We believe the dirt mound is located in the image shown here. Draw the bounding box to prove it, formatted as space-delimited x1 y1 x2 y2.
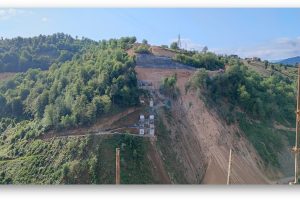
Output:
41 107 141 139
127 45 177 58
0 72 16 82
150 46 177 58
136 66 271 184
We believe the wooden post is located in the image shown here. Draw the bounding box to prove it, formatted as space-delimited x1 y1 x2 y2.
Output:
293 65 300 184
227 149 232 185
116 148 120 184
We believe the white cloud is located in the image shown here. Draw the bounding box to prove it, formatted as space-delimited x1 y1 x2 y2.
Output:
214 37 300 61
41 17 48 22
175 37 300 61
0 9 33 21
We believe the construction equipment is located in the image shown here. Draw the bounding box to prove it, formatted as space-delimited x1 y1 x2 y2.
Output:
291 65 300 184
227 149 233 185
116 148 120 184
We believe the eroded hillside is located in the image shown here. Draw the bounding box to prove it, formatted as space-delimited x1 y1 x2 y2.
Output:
136 66 270 184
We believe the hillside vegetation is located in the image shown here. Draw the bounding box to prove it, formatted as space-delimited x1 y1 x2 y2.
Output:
0 37 139 134
0 37 158 184
0 133 156 184
186 60 296 167
173 52 225 70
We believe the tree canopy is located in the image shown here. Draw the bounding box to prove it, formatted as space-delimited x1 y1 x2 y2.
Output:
0 33 99 72
173 52 225 70
188 64 296 123
0 37 139 132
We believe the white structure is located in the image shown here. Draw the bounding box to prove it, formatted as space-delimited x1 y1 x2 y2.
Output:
150 99 154 107
149 128 155 136
149 114 155 136
149 115 154 124
140 115 145 122
139 128 145 135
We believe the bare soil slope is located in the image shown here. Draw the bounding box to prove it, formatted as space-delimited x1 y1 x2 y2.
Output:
150 46 177 58
0 72 16 83
136 66 270 184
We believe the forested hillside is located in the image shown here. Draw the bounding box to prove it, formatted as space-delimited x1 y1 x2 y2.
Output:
0 37 150 184
0 36 139 133
0 33 97 72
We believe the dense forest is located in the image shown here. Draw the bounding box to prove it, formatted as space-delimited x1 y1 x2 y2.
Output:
0 33 98 72
0 36 139 134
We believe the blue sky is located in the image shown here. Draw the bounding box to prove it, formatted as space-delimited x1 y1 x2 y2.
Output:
0 8 300 60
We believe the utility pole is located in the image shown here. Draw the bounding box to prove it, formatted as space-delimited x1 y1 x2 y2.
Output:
292 65 300 184
177 34 182 49
227 149 233 185
116 148 120 184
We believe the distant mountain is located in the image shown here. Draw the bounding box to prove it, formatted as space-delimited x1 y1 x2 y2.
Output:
276 56 300 65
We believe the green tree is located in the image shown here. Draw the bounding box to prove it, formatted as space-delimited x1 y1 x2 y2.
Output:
170 42 179 50
10 97 23 116
142 39 148 45
34 91 49 119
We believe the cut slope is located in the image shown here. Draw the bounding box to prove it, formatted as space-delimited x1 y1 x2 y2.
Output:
136 66 271 184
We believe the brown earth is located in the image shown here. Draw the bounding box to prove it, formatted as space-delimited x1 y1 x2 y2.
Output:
0 72 16 82
127 45 177 58
149 46 177 58
136 66 271 184
41 107 141 139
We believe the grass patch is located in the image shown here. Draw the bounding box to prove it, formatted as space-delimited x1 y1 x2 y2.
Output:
156 117 187 184
92 134 155 184
239 116 285 168
0 125 157 184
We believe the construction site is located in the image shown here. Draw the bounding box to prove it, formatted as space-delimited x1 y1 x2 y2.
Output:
34 44 299 185
112 44 300 184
